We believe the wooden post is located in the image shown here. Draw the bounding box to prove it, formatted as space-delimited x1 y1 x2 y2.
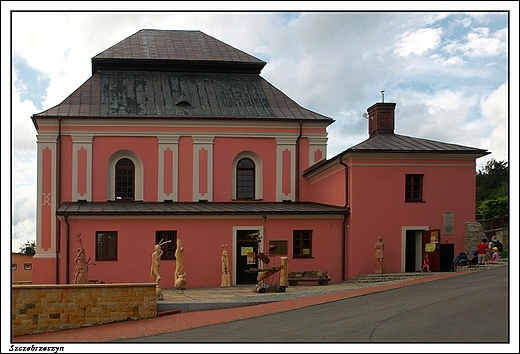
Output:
280 257 289 287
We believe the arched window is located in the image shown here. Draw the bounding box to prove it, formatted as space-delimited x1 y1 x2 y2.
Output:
236 158 255 199
115 158 135 200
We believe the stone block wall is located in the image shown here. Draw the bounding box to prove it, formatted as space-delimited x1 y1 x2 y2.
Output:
465 221 509 255
12 283 157 336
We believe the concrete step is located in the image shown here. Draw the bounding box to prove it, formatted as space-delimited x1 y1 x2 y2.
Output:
349 273 433 283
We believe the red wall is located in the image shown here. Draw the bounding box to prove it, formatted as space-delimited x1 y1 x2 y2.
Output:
60 216 345 288
345 156 477 279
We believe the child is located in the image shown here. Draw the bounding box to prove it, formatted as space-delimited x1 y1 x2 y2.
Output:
489 247 501 263
421 253 430 272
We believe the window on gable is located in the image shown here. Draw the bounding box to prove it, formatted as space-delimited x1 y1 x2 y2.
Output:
96 231 118 261
405 174 423 202
236 158 255 199
115 158 135 201
156 231 177 260
293 230 312 258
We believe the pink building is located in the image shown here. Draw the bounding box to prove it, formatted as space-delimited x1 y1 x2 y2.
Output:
30 30 489 288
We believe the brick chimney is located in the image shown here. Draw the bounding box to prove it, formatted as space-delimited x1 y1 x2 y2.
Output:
367 102 396 137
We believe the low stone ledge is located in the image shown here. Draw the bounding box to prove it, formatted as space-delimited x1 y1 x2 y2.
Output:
12 283 157 336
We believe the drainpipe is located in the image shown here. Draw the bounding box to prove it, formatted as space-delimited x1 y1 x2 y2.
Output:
65 215 70 284
339 153 349 280
339 153 349 208
295 120 303 202
56 117 62 284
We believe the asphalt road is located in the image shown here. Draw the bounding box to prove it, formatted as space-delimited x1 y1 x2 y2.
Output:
119 266 510 343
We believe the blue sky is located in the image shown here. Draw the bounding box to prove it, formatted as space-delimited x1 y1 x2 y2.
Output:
2 3 519 352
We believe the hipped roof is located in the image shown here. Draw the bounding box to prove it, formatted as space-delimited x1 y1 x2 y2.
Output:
32 29 333 124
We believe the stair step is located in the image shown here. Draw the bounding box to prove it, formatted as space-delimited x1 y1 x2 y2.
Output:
157 309 181 317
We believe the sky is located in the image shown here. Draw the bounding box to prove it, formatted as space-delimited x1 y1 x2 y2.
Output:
2 2 519 352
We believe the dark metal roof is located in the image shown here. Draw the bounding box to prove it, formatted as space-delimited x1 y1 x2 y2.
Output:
32 71 333 121
92 29 266 74
303 132 489 176
347 133 490 154
56 202 349 216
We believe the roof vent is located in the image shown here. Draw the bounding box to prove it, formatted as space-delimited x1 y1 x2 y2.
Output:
175 100 191 107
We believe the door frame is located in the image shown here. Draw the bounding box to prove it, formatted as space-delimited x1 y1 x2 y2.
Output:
232 226 263 286
401 226 429 272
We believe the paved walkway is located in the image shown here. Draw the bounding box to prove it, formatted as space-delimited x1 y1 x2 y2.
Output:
11 271 471 343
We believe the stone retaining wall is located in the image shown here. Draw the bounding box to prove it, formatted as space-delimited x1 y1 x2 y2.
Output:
12 283 157 336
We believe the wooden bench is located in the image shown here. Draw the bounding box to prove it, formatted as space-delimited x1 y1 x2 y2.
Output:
288 276 331 286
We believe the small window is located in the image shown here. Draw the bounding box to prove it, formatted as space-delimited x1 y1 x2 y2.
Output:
268 240 288 255
96 231 118 260
236 158 255 199
12 264 17 270
24 263 32 270
293 230 312 258
156 231 177 260
405 174 423 202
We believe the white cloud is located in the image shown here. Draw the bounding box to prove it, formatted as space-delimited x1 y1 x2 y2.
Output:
394 28 443 57
480 83 508 163
462 27 507 57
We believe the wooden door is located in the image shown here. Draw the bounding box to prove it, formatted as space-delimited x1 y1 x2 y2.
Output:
422 229 441 272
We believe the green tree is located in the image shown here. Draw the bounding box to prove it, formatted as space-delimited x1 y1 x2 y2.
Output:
476 159 508 218
477 196 508 219
19 240 36 255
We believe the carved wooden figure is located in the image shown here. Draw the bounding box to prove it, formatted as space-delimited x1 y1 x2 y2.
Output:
174 238 186 290
73 232 89 284
221 244 231 287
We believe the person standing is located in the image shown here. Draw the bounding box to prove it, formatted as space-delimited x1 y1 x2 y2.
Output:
421 254 430 272
477 238 488 265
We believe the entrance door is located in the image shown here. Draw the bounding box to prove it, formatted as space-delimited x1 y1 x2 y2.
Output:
405 230 417 272
422 229 441 272
235 230 259 285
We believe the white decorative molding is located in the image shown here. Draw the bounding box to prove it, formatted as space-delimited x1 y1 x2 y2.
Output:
72 135 93 201
106 150 144 201
231 151 263 200
158 135 180 201
193 135 214 201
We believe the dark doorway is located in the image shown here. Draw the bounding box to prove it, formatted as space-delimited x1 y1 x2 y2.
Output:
235 230 259 285
405 230 417 272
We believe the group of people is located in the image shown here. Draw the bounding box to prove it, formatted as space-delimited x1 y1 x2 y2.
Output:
477 235 502 264
452 235 502 267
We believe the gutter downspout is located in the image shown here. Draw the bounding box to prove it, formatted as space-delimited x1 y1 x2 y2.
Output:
295 120 303 202
56 117 62 284
339 153 349 281
65 215 70 284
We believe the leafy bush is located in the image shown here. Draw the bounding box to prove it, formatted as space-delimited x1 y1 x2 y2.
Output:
477 196 508 219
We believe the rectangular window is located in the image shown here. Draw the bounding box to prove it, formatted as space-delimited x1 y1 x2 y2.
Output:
405 174 423 202
96 231 118 260
268 240 288 255
24 263 32 270
293 230 312 258
156 231 177 260
12 264 17 270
